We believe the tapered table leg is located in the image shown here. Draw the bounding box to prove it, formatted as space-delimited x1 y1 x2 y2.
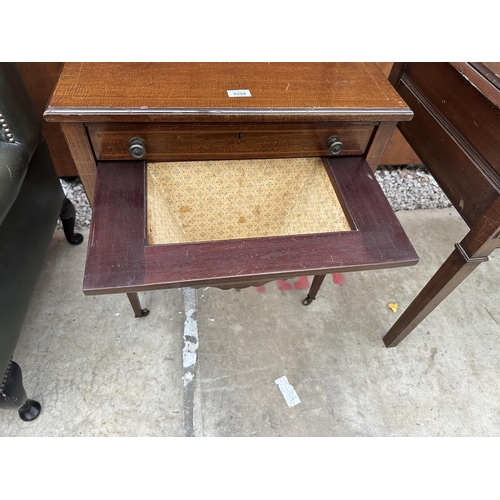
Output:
302 274 327 306
126 292 150 318
383 245 487 347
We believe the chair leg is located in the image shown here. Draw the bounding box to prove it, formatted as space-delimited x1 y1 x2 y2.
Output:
59 197 84 245
302 274 327 305
0 359 41 421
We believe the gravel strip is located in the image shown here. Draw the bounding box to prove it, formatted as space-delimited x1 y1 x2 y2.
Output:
374 164 452 211
57 164 453 231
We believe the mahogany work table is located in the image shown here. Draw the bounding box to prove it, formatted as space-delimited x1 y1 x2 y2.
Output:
45 63 418 324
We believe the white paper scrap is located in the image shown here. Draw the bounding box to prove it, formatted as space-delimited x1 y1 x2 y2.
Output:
275 376 301 407
227 89 252 97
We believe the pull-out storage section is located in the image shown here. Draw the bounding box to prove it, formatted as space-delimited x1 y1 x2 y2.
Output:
83 155 419 295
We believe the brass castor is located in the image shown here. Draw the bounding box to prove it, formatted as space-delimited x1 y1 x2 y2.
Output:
302 295 315 306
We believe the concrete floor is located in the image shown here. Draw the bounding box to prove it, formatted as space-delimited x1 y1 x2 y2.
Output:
2 207 500 437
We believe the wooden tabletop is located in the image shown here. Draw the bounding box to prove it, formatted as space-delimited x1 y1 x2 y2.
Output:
45 63 413 123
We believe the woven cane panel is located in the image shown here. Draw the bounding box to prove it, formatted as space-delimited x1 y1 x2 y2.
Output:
147 157 351 245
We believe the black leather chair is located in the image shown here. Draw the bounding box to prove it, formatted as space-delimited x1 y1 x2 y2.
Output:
0 63 83 421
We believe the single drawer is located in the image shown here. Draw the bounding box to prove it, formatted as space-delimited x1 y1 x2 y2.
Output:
87 122 376 161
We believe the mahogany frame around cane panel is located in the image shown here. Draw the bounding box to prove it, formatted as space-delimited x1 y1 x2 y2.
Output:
82 156 418 302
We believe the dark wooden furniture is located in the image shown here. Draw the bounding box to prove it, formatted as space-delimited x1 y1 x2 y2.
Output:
383 62 500 347
45 63 418 317
17 63 78 177
375 63 421 166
